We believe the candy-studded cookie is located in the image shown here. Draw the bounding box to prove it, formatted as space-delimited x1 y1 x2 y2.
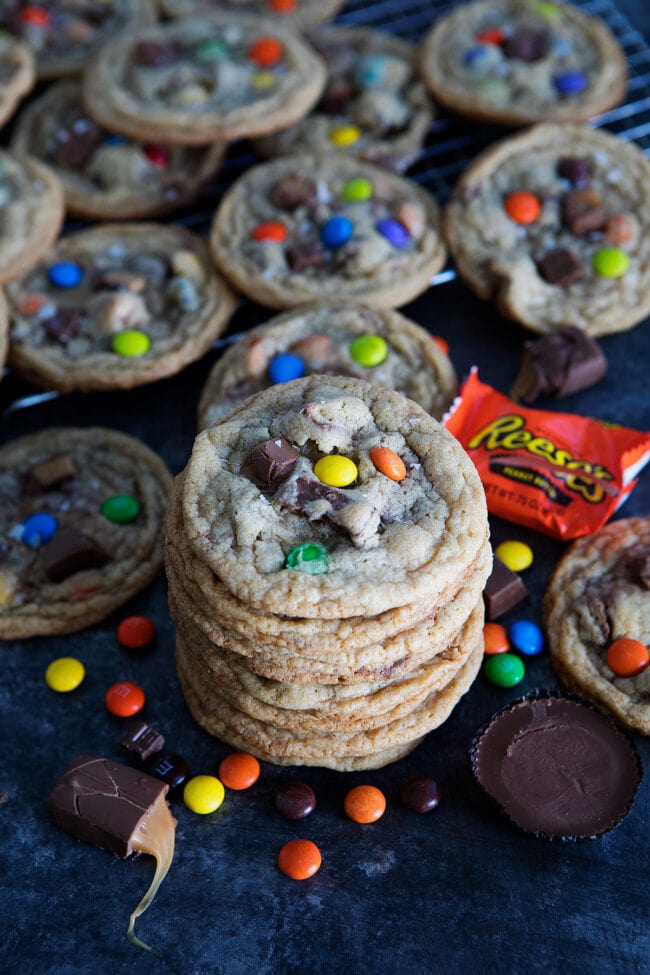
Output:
420 0 627 126
445 124 650 336
210 156 446 309
544 517 650 735
11 82 226 221
160 0 345 30
181 375 488 619
255 26 434 171
6 223 237 392
198 303 457 429
0 0 156 81
0 33 34 129
82 15 326 145
0 151 64 285
0 428 172 639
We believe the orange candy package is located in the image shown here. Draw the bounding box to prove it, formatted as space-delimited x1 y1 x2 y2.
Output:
443 368 650 540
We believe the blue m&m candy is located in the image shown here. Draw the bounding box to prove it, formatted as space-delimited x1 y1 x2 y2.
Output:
509 620 544 657
104 135 128 147
21 512 58 549
47 262 83 289
268 353 304 384
356 54 387 88
320 215 353 249
463 46 487 66
376 218 410 248
553 71 587 95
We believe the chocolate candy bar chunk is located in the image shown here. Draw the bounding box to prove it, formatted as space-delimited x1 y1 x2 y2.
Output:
47 754 172 858
536 248 583 286
484 556 528 620
511 326 607 404
23 454 77 494
42 527 108 582
119 721 166 764
245 438 299 491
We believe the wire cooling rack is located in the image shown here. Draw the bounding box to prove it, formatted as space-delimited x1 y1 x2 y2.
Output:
2 0 650 418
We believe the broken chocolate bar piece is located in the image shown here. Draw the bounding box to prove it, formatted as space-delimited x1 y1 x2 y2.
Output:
245 438 299 491
536 248 584 286
119 721 165 764
41 527 108 582
484 556 528 620
510 326 607 404
48 754 177 950
23 454 77 495
562 188 606 236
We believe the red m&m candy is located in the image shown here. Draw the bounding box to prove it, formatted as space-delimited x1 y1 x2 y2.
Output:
249 37 283 67
117 615 156 649
606 638 649 678
252 221 288 243
144 145 171 168
105 681 145 717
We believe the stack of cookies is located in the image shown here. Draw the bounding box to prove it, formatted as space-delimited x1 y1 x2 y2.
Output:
165 376 491 770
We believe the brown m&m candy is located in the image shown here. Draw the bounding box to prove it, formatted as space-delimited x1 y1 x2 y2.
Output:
399 776 440 813
275 782 316 820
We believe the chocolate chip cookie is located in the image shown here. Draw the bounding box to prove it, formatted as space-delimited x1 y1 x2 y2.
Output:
160 0 345 30
0 33 34 129
11 82 226 221
420 0 627 126
6 223 237 392
181 375 487 618
544 517 650 735
209 155 446 309
82 14 326 145
198 302 457 429
0 427 172 639
0 0 156 81
445 124 650 336
0 151 64 285
255 26 434 171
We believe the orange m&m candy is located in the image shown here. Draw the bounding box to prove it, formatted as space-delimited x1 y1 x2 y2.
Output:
370 446 406 482
249 37 283 67
483 622 510 656
278 839 322 880
268 0 296 11
504 191 542 225
476 26 505 45
105 681 145 717
606 638 649 678
344 785 386 823
432 335 449 355
117 615 156 649
219 752 260 790
252 221 288 243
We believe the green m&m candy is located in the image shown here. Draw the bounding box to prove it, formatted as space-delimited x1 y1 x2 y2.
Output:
112 330 151 358
531 1 559 19
101 494 141 524
349 334 388 367
342 178 373 202
284 542 329 575
592 247 629 278
484 653 525 688
195 38 229 61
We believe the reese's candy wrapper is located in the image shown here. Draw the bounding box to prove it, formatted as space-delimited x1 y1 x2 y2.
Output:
443 368 650 540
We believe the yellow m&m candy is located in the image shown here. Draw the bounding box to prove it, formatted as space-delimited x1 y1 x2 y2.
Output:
183 775 225 814
314 455 358 488
45 657 85 693
495 540 533 572
329 125 361 147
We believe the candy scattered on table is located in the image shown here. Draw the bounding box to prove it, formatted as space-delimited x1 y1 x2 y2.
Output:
483 622 510 656
183 775 225 814
119 720 165 764
606 637 650 678
314 455 358 488
510 327 607 404
277 839 322 880
275 782 317 820
117 615 156 649
147 754 191 791
105 681 145 718
219 753 260 791
344 785 386 824
399 776 440 813
483 557 529 620
484 653 525 688
45 656 85 693
509 620 544 657
495 540 533 572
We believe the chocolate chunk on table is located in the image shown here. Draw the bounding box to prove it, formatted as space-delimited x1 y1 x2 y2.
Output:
42 527 108 582
484 556 528 620
510 326 607 403
47 754 170 858
536 248 584 286
119 721 166 764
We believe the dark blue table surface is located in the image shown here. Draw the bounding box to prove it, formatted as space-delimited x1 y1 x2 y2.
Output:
1 3 649 974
